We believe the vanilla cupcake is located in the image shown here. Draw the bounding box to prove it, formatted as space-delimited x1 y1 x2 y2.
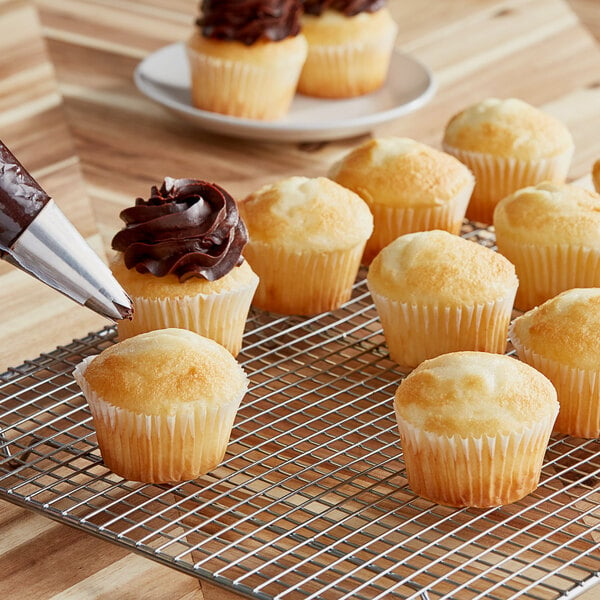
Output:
367 230 518 368
593 159 600 193
111 178 258 356
239 176 373 315
394 351 558 507
329 137 474 264
186 0 307 120
494 182 600 312
73 329 248 483
510 288 600 438
297 0 398 98
442 98 574 223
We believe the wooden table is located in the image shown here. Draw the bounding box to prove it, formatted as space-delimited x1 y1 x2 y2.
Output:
0 1 599 598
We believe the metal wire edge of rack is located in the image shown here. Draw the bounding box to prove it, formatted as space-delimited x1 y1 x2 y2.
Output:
0 223 599 600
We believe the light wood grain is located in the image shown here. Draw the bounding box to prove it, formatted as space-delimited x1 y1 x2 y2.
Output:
568 0 600 41
0 0 106 372
1 0 599 598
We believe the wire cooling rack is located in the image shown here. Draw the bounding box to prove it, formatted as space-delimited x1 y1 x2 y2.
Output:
1 224 599 600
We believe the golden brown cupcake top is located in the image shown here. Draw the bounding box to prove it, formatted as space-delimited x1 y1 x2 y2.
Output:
593 159 600 193
83 329 248 415
443 98 573 160
110 255 258 299
367 230 517 304
329 137 474 208
394 351 558 437
510 288 600 370
240 176 373 251
300 6 396 44
493 182 600 247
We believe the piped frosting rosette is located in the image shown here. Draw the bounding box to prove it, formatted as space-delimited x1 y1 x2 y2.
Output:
303 0 386 17
112 177 248 281
199 0 303 45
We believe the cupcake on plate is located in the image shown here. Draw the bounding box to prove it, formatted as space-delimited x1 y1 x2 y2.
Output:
73 328 249 483
367 230 518 368
111 177 259 356
329 137 474 264
298 0 398 98
186 0 308 120
510 288 600 439
494 182 600 312
394 351 558 507
442 98 574 223
239 176 373 315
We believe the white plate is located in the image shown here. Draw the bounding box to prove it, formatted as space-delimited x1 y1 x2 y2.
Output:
134 42 436 142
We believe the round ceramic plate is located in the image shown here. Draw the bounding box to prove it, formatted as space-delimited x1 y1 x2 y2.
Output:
134 42 436 142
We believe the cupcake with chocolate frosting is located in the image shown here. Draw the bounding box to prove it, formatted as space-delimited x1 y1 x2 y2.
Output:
186 0 308 120
298 0 398 98
110 177 259 356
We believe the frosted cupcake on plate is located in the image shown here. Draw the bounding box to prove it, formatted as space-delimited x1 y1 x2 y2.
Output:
510 288 600 439
298 0 398 98
494 182 600 311
239 176 373 315
73 329 248 483
442 98 574 223
329 137 474 264
394 351 558 507
186 0 307 120
367 230 518 368
111 177 259 356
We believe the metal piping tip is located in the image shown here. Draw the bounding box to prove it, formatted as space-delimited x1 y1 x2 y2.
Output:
8 200 133 322
84 297 133 322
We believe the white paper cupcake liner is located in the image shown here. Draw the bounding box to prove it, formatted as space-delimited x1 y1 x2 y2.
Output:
494 240 600 311
369 290 516 368
246 242 365 315
509 326 600 438
74 357 245 483
186 45 306 120
298 22 397 98
394 413 557 507
363 179 474 264
116 274 259 356
442 144 573 224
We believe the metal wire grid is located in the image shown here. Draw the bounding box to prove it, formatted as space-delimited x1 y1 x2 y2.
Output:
1 224 599 600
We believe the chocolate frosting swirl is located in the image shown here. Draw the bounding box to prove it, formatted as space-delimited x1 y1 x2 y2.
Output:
198 0 303 45
111 178 247 282
303 0 385 16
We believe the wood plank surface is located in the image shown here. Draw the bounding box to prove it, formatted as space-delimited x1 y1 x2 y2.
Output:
0 0 599 598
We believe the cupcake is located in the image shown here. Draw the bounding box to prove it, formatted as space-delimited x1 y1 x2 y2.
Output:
186 0 308 120
367 230 518 368
111 177 259 356
494 182 600 312
593 159 600 193
442 98 574 223
510 288 600 439
73 329 248 483
329 137 474 264
394 351 558 507
297 0 398 98
239 176 373 315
